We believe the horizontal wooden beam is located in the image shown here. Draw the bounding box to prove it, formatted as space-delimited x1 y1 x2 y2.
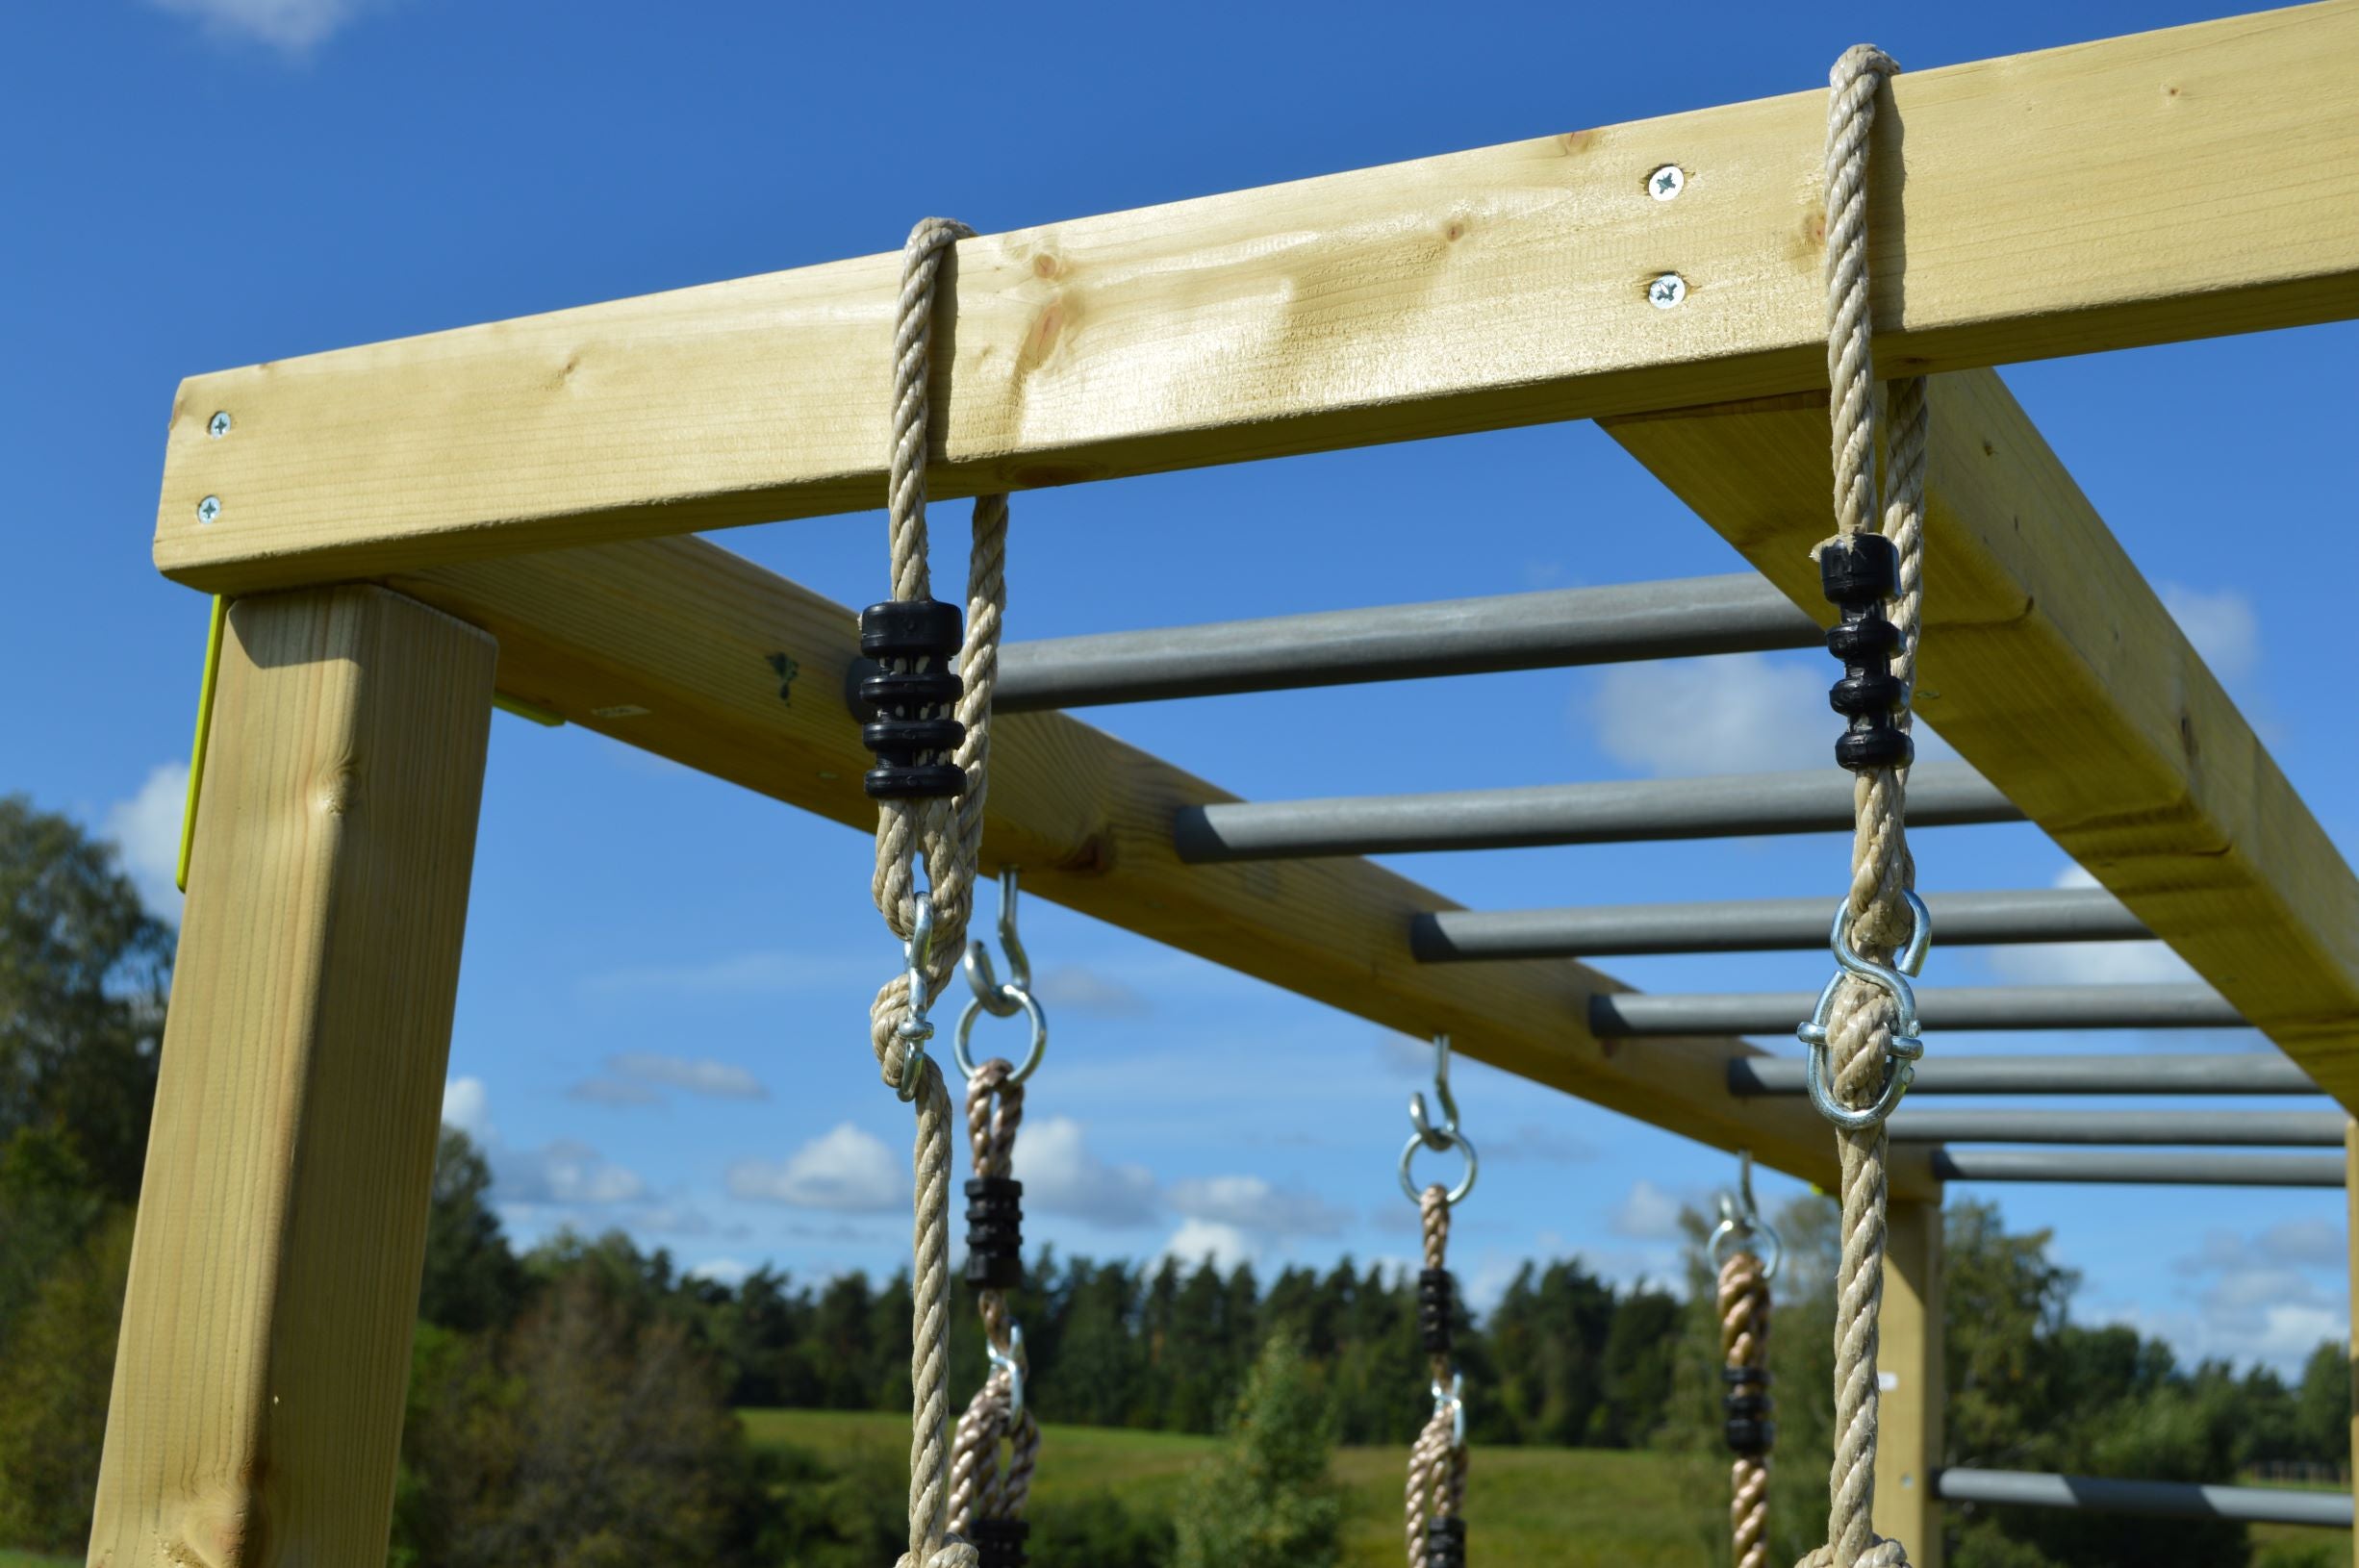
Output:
390 538 1931 1198
1603 369 2359 1109
164 1 2359 593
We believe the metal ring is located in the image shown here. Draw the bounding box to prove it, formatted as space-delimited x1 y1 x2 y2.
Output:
955 985 1049 1084
1399 1128 1479 1206
1708 1214 1786 1281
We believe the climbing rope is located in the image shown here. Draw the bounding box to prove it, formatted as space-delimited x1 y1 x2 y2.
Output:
1712 1153 1783 1568
948 870 1050 1568
1791 44 1932 1568
1401 1036 1476 1568
858 215 1010 1568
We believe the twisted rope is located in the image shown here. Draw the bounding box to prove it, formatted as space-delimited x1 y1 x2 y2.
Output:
1798 45 1927 1568
1721 1246 1773 1568
950 1060 1040 1536
1405 1187 1465 1568
869 215 1011 1568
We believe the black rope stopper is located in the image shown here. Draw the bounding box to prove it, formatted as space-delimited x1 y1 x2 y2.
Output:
964 1176 1024 1289
1819 532 1913 771
1426 1515 1467 1568
970 1518 1029 1568
856 598 967 799
1722 1364 1776 1457
1418 1268 1455 1357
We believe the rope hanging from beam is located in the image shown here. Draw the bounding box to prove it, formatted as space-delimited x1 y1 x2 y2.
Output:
1793 43 1932 1568
859 215 1013 1568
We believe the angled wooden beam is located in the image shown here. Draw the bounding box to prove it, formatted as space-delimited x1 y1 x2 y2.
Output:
161 2 2359 593
1603 369 2359 1107
387 537 1931 1198
91 588 494 1566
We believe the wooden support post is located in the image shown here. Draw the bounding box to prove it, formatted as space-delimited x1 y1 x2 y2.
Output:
1879 1198 1946 1568
2347 1118 2358 1568
89 586 495 1568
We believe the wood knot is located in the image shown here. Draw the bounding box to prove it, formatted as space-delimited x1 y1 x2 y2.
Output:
315 760 360 817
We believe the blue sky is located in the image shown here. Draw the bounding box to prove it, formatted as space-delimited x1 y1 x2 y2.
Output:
6 0 2356 1374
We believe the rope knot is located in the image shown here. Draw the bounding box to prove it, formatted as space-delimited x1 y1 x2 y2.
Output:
1796 1538 1910 1568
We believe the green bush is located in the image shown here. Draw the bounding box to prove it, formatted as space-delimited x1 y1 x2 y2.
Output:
1173 1333 1341 1568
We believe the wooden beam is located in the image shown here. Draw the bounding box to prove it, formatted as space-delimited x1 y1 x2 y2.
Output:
90 588 495 1566
160 2 2359 593
1878 1200 1947 1567
1604 369 2359 1106
2347 1117 2358 1568
387 536 1928 1198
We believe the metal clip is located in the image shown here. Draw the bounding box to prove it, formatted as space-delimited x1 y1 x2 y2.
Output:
1707 1150 1784 1280
989 1322 1028 1425
1797 890 1932 1131
1431 1371 1466 1450
1399 1034 1480 1205
955 867 1049 1084
893 887 940 1102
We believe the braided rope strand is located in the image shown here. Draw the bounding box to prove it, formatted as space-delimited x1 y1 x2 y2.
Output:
1405 1187 1465 1568
1797 46 1926 1568
950 1061 1040 1538
869 216 1012 1568
1721 1247 1772 1568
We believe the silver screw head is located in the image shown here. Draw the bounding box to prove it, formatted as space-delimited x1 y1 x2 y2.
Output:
207 411 233 439
196 494 221 524
1649 164 1685 201
1647 273 1688 309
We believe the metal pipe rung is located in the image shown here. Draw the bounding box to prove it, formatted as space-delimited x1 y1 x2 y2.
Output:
1594 984 2243 1038
1730 1052 2320 1097
1937 1467 2353 1527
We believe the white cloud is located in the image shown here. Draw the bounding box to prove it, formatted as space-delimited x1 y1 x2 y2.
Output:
1588 654 1959 777
442 1076 491 1137
2174 1219 2346 1276
104 763 190 922
689 1257 753 1286
1162 1219 1254 1272
1609 1178 1687 1242
1485 1123 1595 1165
497 1138 646 1205
587 950 851 997
1167 1175 1348 1238
728 1124 905 1212
1032 965 1150 1018
145 0 386 53
567 1078 665 1107
2161 583 2260 682
1990 863 2198 986
607 1051 768 1100
1019 1117 1159 1227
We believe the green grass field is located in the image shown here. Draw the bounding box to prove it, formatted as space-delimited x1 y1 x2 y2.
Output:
0 1551 77 1568
742 1408 2351 1568
748 1408 1760 1566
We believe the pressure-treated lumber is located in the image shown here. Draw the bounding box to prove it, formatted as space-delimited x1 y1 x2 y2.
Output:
90 587 495 1567
388 535 1929 1198
1878 1201 1945 1567
1605 369 2359 1107
158 2 2359 592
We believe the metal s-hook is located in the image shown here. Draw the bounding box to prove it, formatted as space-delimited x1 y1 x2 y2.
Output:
1400 1034 1480 1205
964 867 1032 1019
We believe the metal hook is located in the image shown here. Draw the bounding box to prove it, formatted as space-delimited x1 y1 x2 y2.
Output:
964 867 1031 1019
1708 1150 1784 1279
989 1323 1027 1425
1408 1034 1462 1151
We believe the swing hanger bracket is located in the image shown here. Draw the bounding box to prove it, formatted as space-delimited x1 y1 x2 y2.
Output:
957 866 1049 1084
1708 1150 1784 1280
1796 890 1932 1131
1400 1034 1480 1205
